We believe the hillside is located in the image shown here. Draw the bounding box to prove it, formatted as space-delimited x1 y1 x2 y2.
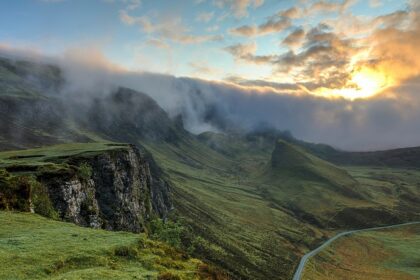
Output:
302 223 420 280
259 140 366 227
0 211 216 280
0 56 419 279
297 139 420 168
0 56 185 151
145 133 420 279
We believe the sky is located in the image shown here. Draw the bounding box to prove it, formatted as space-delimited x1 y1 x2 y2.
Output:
1 0 420 150
0 1 412 90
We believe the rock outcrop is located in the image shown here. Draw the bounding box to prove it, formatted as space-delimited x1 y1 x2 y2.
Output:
38 145 172 232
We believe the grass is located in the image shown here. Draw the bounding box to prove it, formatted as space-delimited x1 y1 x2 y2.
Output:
302 223 420 280
0 135 419 279
0 142 129 168
144 133 420 279
257 140 369 225
0 211 209 280
144 137 346 279
0 137 419 279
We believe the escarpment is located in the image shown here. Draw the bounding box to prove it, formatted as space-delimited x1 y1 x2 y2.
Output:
0 144 172 233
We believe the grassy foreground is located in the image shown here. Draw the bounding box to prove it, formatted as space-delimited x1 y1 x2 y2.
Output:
302 223 420 280
0 211 210 280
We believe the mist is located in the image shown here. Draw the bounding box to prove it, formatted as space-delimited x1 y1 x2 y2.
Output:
1 46 420 151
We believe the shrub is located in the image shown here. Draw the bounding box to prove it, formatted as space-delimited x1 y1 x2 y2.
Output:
32 181 59 219
78 162 92 181
113 245 139 259
150 219 184 248
0 172 32 211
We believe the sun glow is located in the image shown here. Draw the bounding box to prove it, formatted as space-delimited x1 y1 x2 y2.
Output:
313 68 394 100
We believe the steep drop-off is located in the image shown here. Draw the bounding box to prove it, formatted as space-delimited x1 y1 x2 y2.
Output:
0 143 172 232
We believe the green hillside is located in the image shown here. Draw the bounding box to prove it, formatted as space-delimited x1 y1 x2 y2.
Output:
0 57 419 279
144 134 420 279
0 211 211 280
259 140 367 227
302 223 420 280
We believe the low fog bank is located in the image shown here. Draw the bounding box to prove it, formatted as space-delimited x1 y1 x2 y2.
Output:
1 47 420 151
118 73 420 151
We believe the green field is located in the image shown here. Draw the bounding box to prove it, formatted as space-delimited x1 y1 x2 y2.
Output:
302 224 420 280
0 211 208 280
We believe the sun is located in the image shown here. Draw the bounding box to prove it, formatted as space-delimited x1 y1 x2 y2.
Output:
346 68 392 99
312 68 394 100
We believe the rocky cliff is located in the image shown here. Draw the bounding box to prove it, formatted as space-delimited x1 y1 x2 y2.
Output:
0 144 172 233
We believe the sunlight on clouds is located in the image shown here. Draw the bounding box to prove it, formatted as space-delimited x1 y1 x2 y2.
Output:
311 67 394 100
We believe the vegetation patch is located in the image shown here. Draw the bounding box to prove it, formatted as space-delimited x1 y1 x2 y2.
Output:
0 211 217 280
302 224 420 280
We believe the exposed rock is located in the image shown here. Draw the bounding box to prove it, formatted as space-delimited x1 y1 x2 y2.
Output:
38 145 172 233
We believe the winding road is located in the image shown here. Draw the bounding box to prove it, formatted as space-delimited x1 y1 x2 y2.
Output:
292 221 420 280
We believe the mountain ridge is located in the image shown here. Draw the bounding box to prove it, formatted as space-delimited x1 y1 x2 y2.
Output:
0 56 419 279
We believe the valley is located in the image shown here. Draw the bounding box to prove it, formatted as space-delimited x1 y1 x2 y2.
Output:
0 56 419 279
145 134 420 279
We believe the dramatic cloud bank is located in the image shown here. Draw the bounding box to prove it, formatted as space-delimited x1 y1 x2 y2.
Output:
224 0 420 100
2 45 420 151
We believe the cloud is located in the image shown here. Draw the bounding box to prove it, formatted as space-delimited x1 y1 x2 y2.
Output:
322 10 409 38
225 3 420 99
3 44 420 150
121 72 420 151
120 10 223 44
306 0 357 15
272 0 356 22
196 12 214 22
230 17 291 37
225 42 276 64
229 0 356 38
206 25 220 32
189 61 220 76
146 38 170 49
4 1 420 151
213 0 264 18
104 0 141 10
369 0 382 8
279 7 301 19
282 28 305 48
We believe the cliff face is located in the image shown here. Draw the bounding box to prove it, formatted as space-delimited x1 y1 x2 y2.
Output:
33 145 172 232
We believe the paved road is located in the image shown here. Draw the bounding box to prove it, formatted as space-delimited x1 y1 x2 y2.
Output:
292 221 420 280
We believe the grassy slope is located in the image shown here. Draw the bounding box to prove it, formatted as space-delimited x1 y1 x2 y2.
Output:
0 211 205 280
146 137 320 279
302 224 420 280
1 137 419 279
0 142 129 170
1 57 418 279
145 134 420 279
258 140 369 227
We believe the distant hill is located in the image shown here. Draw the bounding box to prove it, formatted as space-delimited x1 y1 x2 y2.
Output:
259 140 367 227
303 142 420 168
0 56 189 150
270 140 360 197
